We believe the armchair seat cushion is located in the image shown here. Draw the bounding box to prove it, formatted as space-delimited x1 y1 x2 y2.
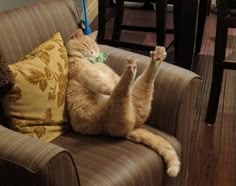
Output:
52 125 181 186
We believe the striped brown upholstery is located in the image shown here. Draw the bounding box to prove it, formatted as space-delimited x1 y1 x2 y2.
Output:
0 125 80 186
52 125 181 186
0 0 81 65
100 44 202 186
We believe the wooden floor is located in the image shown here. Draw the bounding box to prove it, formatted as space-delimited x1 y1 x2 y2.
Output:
189 13 236 186
91 7 236 186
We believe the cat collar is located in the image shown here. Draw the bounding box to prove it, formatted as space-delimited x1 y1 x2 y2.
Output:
87 51 108 64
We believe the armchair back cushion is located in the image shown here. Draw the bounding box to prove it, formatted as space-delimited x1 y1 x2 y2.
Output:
0 0 80 65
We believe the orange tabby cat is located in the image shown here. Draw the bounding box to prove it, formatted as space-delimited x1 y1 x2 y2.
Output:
66 29 181 177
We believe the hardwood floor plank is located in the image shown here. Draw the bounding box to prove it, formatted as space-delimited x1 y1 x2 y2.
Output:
216 70 236 186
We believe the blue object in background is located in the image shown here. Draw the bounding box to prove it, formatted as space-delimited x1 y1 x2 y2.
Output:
81 0 92 35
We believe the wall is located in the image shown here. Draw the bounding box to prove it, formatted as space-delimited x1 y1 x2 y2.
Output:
0 0 38 11
87 0 98 22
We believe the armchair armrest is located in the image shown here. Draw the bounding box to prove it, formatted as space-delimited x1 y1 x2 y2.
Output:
100 44 202 186
150 61 202 186
0 126 80 186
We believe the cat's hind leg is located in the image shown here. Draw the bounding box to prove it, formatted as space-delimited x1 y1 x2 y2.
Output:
103 57 137 137
131 46 166 127
67 80 106 135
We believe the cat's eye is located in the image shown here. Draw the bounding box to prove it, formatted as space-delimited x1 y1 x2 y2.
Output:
80 43 89 50
93 46 97 51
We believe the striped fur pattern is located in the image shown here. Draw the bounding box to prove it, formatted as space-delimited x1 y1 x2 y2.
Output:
66 29 181 177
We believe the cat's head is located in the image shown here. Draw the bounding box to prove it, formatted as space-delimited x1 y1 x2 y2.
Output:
66 29 100 58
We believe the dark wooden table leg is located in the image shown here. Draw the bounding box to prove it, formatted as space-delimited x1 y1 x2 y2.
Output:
174 0 200 69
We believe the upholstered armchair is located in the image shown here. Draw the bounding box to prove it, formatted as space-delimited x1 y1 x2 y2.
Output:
0 0 202 185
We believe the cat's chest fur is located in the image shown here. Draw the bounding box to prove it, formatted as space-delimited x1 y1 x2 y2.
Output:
68 57 115 103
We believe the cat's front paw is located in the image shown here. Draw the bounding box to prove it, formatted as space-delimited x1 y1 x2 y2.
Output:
102 87 112 95
150 46 167 62
126 56 137 74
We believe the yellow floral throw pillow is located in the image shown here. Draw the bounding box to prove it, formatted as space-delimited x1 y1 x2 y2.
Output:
2 32 69 142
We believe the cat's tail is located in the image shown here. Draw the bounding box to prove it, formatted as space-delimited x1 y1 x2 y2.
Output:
126 128 181 177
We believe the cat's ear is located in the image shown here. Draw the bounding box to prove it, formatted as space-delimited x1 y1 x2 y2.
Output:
89 31 98 40
69 29 84 39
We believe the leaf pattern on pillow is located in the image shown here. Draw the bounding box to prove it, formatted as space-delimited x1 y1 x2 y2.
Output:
32 127 47 139
41 52 50 64
44 44 55 51
44 66 52 79
45 108 52 122
48 92 56 100
56 62 67 107
19 68 48 92
8 86 22 102
8 106 64 140
8 112 47 139
3 32 68 142
58 45 68 68
16 44 68 107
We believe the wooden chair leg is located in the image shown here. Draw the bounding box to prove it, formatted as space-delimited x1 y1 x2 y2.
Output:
111 0 169 49
143 0 155 10
98 0 106 43
206 57 224 124
156 0 167 46
112 0 124 41
206 13 228 124
207 0 212 15
173 0 178 55
195 0 208 55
